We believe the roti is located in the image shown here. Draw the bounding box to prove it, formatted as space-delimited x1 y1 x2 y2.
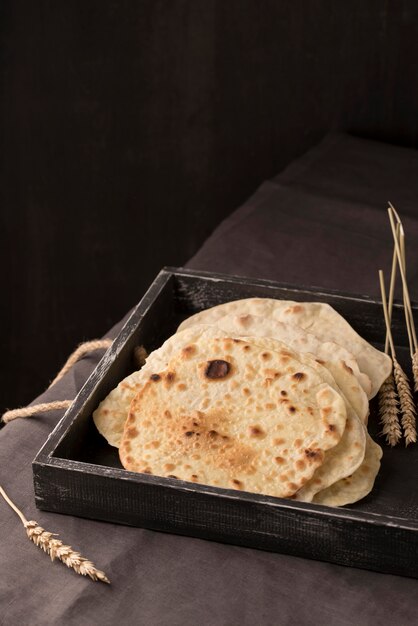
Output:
94 326 367 502
206 313 370 422
236 336 367 500
93 325 232 447
177 298 392 398
312 434 382 506
94 299 381 507
119 336 348 499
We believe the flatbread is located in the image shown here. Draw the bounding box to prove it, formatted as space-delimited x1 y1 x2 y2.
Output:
207 313 370 422
120 336 348 499
177 298 392 398
93 325 231 447
236 336 367 501
312 434 382 506
93 325 367 500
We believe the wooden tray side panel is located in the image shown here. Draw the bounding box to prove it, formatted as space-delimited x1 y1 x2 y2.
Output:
172 269 411 347
33 461 418 579
48 271 177 460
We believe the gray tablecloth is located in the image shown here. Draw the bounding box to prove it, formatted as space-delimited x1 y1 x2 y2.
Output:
2 133 418 625
188 133 418 298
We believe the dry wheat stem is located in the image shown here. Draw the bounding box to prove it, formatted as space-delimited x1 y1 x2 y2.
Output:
389 203 418 394
385 222 400 354
0 485 110 583
393 358 417 446
399 230 415 357
379 270 396 357
385 218 414 357
388 206 418 352
400 228 418 392
378 374 401 447
395 221 415 357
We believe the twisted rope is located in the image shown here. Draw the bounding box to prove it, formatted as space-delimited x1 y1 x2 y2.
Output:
2 401 73 424
2 339 113 425
48 339 113 387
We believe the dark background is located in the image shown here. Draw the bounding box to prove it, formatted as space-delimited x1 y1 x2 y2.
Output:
2 1 418 414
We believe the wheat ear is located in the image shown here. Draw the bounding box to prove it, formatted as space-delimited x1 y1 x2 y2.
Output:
378 270 402 445
0 485 110 583
392 359 417 446
378 373 401 446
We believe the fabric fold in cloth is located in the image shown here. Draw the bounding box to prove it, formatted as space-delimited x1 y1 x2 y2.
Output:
2 133 418 626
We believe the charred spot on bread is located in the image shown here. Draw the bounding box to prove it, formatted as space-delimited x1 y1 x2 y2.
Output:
292 372 306 382
126 427 139 438
204 359 231 379
182 345 197 357
249 425 264 437
304 448 322 461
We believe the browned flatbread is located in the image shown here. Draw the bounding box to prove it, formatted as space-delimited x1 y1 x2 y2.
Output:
119 336 347 499
312 434 382 506
177 298 392 398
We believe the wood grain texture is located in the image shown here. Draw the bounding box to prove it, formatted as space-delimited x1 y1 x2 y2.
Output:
2 1 418 413
33 268 418 579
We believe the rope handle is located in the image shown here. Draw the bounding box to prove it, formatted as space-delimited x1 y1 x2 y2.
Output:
2 339 113 424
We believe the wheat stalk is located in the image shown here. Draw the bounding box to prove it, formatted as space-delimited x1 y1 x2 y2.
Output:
378 373 401 446
388 204 418 397
388 205 417 349
0 485 110 584
385 222 400 354
378 270 402 445
393 358 417 446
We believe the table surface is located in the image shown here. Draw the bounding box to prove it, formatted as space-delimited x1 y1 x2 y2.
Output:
2 133 418 626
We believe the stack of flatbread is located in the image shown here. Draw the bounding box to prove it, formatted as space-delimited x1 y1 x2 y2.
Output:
93 299 392 507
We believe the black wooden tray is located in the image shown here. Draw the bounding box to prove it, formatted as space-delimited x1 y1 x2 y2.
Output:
33 267 418 578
